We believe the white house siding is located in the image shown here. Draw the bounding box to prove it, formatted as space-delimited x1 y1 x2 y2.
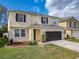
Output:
48 19 59 25
8 27 29 42
72 31 79 38
8 12 39 28
8 11 60 28
8 11 64 42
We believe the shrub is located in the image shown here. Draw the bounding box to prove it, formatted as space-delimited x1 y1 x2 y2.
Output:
71 37 75 39
0 37 8 47
42 34 47 42
65 36 71 39
27 41 37 45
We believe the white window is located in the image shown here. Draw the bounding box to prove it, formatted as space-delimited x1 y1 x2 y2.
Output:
69 21 72 27
74 22 76 28
21 29 25 37
15 29 25 37
41 17 48 24
53 21 56 25
15 29 20 37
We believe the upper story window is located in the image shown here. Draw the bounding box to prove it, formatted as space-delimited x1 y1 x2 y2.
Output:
74 22 76 28
16 14 26 22
53 21 56 25
69 21 72 27
41 17 48 24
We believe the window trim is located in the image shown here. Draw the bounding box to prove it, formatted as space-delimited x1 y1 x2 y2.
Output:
16 14 26 22
74 22 77 28
41 17 48 24
21 29 25 37
15 29 20 37
69 21 72 28
15 28 26 37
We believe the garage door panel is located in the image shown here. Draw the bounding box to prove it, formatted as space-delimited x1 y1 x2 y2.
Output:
46 31 61 41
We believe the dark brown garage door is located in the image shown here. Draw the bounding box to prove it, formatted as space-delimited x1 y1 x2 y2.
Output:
46 31 62 41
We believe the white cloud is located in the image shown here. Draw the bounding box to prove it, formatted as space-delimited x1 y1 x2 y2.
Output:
45 0 79 18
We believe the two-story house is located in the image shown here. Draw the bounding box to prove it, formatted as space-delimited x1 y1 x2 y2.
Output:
8 10 64 43
58 17 79 38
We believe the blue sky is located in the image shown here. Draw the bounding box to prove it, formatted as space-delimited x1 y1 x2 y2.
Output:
0 0 79 18
0 0 79 25
0 0 48 15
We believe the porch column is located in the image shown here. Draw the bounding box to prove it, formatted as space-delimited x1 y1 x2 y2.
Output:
29 28 34 42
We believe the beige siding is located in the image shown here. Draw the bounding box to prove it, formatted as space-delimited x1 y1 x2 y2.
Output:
58 22 67 28
8 11 60 28
72 31 79 38
8 11 64 42
41 28 64 40
8 28 29 42
8 12 40 28
65 29 72 37
67 20 79 28
49 19 59 25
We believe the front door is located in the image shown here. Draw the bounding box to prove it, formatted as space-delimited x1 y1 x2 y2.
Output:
34 29 41 41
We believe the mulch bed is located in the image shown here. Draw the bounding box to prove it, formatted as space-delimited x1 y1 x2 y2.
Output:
5 42 27 48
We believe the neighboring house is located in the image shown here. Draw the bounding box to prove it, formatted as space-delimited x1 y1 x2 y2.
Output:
8 10 64 42
58 17 79 38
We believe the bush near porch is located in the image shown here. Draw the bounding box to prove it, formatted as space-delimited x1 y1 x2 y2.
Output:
0 37 8 47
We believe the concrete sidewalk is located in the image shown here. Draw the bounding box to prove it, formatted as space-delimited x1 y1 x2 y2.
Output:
43 40 79 52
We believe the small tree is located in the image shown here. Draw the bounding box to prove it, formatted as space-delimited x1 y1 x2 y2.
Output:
42 34 47 42
0 25 8 33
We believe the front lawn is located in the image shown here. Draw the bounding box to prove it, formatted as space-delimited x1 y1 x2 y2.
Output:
66 38 79 43
0 45 79 59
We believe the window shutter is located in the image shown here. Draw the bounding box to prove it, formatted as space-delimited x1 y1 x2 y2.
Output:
16 14 18 22
41 17 43 23
24 15 26 22
46 18 48 24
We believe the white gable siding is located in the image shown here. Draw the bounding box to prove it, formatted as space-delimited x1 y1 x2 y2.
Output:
72 31 79 38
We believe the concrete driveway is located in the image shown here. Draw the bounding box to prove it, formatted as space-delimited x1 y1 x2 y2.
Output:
43 40 79 52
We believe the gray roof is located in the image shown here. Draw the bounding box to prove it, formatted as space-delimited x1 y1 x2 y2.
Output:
67 28 79 31
59 17 79 22
8 10 60 19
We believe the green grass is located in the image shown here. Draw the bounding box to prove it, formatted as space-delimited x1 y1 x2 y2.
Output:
66 38 79 43
0 45 79 59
